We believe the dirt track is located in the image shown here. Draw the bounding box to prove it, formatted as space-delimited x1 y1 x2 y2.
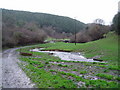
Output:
2 48 35 88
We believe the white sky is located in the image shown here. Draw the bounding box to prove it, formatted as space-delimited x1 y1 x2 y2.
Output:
0 0 119 25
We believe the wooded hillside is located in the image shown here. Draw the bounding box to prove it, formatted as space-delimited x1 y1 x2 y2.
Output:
2 9 86 47
2 9 86 33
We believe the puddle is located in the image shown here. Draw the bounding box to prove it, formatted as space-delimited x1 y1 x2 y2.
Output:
82 75 99 80
77 81 85 88
30 48 100 62
49 61 65 64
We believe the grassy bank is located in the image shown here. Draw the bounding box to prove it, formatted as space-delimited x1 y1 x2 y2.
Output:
26 32 118 64
17 32 119 88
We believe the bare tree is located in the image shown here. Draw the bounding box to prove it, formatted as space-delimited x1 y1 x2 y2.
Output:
94 18 105 25
70 23 110 43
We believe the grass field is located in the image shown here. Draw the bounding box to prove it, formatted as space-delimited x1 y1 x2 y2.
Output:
17 32 119 88
26 32 119 63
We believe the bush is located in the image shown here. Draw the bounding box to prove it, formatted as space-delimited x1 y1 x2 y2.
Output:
2 23 47 47
70 23 110 43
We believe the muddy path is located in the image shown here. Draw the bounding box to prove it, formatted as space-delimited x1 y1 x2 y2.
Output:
1 48 35 88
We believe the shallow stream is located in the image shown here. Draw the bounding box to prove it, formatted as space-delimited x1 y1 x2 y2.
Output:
30 48 100 62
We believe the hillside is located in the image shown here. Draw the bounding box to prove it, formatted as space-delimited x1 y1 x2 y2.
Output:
2 9 86 33
2 9 86 47
32 32 118 63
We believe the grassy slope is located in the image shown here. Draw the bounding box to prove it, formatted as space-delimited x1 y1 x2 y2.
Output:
17 32 119 88
33 32 118 64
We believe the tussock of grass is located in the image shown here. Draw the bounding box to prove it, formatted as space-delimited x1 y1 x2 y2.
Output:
96 73 120 81
96 73 114 80
80 71 87 74
57 64 68 67
85 79 118 88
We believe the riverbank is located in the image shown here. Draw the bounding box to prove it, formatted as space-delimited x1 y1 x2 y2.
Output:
20 32 118 63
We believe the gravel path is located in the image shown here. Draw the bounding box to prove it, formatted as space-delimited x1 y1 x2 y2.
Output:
2 48 35 88
0 52 2 89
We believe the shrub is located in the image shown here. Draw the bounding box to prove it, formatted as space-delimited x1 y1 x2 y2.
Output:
2 23 47 47
70 23 110 43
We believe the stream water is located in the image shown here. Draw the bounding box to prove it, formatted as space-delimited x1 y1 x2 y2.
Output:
30 48 100 62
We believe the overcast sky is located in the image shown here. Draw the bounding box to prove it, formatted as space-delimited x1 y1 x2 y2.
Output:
0 0 119 25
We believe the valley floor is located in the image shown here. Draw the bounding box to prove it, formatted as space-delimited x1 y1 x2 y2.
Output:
1 32 119 88
16 32 119 88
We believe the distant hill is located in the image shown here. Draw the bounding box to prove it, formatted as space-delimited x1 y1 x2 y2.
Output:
2 9 86 33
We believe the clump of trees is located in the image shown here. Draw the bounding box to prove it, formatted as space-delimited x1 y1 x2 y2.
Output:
112 12 120 35
42 26 69 39
70 19 110 43
2 22 47 47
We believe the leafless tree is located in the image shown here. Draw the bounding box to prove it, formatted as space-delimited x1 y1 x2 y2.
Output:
94 18 105 25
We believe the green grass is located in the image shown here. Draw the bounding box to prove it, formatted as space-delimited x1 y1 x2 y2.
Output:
19 58 76 88
96 73 120 81
85 79 118 88
97 65 119 70
17 32 119 88
49 69 56 72
80 71 87 74
24 32 118 64
96 73 114 80
72 69 78 71
48 70 118 88
57 64 68 67
18 50 119 88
